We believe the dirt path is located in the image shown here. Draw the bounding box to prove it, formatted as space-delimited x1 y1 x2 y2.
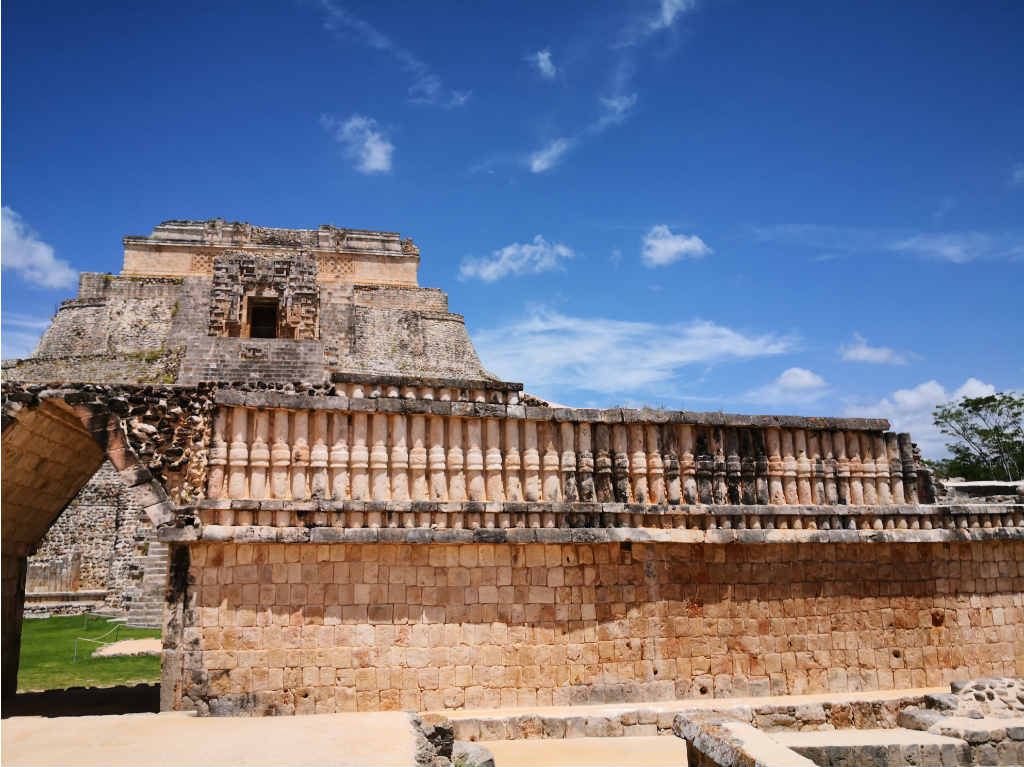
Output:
91 638 161 658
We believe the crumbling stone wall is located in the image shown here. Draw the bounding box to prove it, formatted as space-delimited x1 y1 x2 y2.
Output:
35 274 183 358
26 461 151 613
167 540 1023 716
342 307 486 379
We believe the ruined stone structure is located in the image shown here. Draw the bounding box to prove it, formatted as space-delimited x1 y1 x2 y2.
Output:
24 461 153 618
2 219 1021 713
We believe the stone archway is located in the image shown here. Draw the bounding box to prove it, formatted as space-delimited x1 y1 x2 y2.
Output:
1 395 177 698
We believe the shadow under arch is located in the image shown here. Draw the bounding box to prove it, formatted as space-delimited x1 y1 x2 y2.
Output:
2 395 174 699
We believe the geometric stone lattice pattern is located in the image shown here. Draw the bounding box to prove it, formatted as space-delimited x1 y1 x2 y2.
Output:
208 252 318 340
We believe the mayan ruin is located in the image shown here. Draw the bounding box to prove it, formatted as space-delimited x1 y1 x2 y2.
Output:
2 217 1021 760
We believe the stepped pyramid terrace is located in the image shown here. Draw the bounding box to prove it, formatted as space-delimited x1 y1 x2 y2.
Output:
2 218 1021 717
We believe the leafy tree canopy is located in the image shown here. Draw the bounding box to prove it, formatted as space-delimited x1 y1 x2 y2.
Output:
927 393 1024 481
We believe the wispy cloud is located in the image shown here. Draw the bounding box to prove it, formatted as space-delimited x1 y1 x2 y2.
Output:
319 1 468 107
840 332 908 365
755 223 1024 264
753 224 880 254
619 0 698 46
593 92 638 132
1 313 50 360
1012 163 1024 186
472 306 795 398
526 90 636 172
321 114 394 174
1 207 77 289
890 232 1024 263
745 367 829 405
529 138 574 173
459 236 576 282
642 224 711 266
651 0 697 31
845 377 998 459
529 49 557 79
504 0 696 174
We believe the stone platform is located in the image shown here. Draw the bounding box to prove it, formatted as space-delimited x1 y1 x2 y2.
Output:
1 711 420 766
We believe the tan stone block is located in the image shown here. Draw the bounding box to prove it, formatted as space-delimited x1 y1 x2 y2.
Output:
229 667 252 693
400 690 422 710
355 668 377 691
524 545 545 568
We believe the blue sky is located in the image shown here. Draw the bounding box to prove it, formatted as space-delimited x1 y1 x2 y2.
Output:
3 0 1022 457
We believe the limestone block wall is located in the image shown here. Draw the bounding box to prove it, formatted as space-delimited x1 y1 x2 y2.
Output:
2 352 184 385
335 307 487 380
177 338 330 386
352 285 448 312
165 540 1024 715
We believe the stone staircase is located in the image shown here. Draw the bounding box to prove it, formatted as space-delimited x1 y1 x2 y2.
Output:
122 537 168 629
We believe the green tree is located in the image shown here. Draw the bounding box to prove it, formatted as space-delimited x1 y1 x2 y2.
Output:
930 393 1024 481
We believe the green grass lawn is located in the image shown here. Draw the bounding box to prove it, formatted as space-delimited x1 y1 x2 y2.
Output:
17 615 162 692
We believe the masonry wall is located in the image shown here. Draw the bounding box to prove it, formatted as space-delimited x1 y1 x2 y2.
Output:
168 540 1024 716
26 461 152 612
35 275 184 358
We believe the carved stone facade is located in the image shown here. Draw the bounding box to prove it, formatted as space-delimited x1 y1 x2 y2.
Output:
4 218 489 385
2 218 1020 714
208 252 319 340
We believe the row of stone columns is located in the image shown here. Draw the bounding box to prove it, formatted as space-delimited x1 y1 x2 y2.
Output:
207 407 920 506
334 382 520 405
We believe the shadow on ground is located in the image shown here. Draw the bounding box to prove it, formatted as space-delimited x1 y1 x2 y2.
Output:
2 684 159 718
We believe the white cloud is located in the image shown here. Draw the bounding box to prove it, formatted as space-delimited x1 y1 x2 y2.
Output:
321 114 394 174
529 138 574 173
320 1 467 107
641 224 712 267
473 307 795 397
650 0 697 31
1 207 77 289
844 377 998 459
840 332 908 365
1012 163 1024 186
530 49 557 79
1 313 50 360
746 367 829 405
459 236 575 282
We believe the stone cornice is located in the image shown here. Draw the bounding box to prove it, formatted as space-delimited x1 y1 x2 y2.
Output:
170 500 1024 545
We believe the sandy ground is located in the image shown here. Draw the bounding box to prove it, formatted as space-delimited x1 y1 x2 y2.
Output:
481 736 685 766
92 638 162 658
2 710 418 766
